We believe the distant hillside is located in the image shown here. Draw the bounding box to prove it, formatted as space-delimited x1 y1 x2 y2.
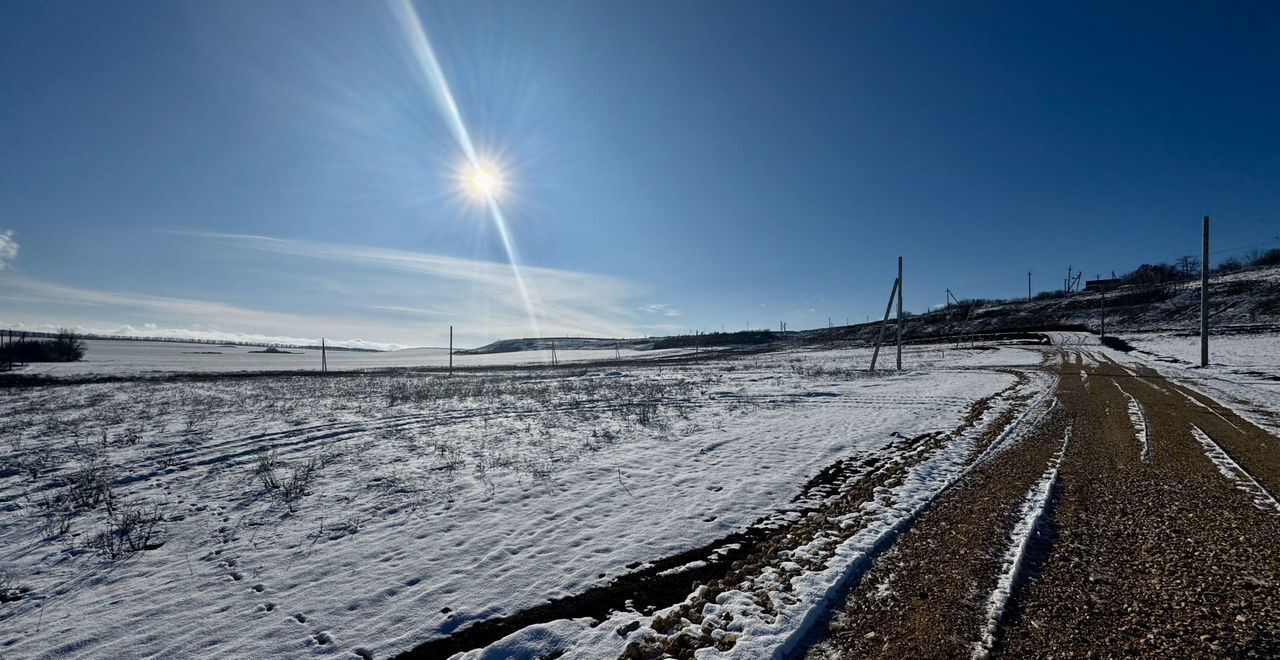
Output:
811 264 1280 346
453 266 1280 356
0 331 383 353
456 337 654 355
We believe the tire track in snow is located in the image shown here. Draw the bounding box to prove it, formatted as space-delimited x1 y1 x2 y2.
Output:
1191 425 1280 515
1112 381 1150 462
973 425 1071 659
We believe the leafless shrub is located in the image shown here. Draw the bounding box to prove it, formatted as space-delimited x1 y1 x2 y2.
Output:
0 568 27 604
154 447 180 469
117 425 143 446
60 457 116 510
86 501 164 559
584 426 620 451
255 449 281 490
37 498 74 540
256 451 317 511
279 459 317 504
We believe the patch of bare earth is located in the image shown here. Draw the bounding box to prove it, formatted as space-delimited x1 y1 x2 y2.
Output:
997 353 1280 657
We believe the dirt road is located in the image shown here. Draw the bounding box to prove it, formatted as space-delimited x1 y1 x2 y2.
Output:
808 346 1280 658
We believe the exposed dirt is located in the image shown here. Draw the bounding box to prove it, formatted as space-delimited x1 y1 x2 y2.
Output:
803 358 1069 659
808 347 1280 659
996 353 1280 657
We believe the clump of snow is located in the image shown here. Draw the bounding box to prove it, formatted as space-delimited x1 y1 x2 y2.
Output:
1113 382 1151 461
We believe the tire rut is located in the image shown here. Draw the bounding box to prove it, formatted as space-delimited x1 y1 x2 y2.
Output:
996 352 1280 657
802 357 1070 659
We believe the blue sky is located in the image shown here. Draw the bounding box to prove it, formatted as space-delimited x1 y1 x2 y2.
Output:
2 0 1278 348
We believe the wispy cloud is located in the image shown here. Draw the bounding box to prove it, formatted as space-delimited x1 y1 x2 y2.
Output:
0 230 17 269
168 231 645 340
639 303 681 317
0 276 411 348
2 231 658 347
0 320 404 351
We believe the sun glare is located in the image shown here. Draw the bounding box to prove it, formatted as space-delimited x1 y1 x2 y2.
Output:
469 165 500 197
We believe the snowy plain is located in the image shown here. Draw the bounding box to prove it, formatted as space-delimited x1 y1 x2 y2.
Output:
10 339 690 377
0 342 1048 659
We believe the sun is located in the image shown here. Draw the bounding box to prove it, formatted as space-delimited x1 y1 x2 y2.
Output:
468 164 501 198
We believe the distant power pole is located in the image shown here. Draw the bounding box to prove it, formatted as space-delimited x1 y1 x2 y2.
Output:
321 338 327 373
448 326 453 375
1201 216 1210 367
896 256 904 371
1028 271 1032 300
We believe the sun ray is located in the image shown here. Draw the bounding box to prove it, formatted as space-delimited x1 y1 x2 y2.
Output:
389 0 540 337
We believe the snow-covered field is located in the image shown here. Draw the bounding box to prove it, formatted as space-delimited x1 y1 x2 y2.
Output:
1123 331 1280 374
0 344 1046 659
10 339 691 377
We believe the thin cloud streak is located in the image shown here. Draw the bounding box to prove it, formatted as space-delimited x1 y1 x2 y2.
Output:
3 231 654 347
172 230 642 337
0 230 18 269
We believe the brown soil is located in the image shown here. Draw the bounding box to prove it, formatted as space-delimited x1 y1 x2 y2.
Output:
810 347 1280 659
996 352 1280 658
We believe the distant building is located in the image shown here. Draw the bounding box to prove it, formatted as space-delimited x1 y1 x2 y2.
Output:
1085 278 1122 292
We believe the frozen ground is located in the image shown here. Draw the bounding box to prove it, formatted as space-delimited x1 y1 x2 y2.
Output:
11 339 691 377
0 343 1045 659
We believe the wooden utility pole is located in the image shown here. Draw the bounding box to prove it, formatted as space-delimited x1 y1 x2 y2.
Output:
1028 271 1032 300
1201 216 1210 367
869 276 900 371
321 338 327 372
448 326 453 375
896 256 903 371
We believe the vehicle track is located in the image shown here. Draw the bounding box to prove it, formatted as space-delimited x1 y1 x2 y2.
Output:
807 345 1280 658
802 354 1070 659
997 351 1280 657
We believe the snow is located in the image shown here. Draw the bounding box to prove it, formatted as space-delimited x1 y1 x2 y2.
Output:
1112 381 1151 461
0 345 1031 660
10 339 692 377
581 368 1058 660
974 426 1070 659
1123 331 1280 374
1190 425 1280 515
